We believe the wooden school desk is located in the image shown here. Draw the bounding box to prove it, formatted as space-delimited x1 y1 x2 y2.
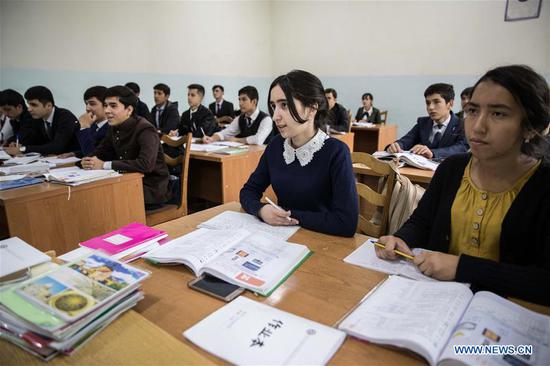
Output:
351 124 397 153
330 132 355 151
0 173 146 254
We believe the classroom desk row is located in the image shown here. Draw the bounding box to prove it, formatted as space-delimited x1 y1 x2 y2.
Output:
3 202 548 365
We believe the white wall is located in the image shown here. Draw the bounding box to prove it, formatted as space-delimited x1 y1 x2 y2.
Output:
1 0 549 132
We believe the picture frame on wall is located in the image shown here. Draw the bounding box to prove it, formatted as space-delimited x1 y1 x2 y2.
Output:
505 0 542 21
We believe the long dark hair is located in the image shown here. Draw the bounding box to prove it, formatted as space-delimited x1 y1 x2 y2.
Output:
268 70 331 130
471 65 550 158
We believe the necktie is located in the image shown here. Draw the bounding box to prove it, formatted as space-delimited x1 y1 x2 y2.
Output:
155 109 161 128
45 121 52 139
245 117 252 128
216 103 221 114
432 124 443 148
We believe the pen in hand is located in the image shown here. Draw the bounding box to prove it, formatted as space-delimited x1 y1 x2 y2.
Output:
200 127 207 138
264 197 292 222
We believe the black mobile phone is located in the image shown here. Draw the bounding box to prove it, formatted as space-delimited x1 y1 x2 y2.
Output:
188 274 244 302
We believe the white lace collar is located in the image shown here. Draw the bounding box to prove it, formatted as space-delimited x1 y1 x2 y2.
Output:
283 129 328 166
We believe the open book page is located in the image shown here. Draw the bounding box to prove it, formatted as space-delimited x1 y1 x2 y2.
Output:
143 228 250 274
344 239 436 281
184 296 345 366
439 291 550 366
338 276 472 366
372 151 439 171
198 211 299 241
202 232 311 296
188 143 226 152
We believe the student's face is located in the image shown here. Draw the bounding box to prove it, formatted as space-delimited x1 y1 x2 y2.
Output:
362 96 372 109
103 96 133 126
425 93 452 123
154 90 169 106
461 94 470 110
238 94 257 115
2 105 23 119
27 99 52 120
187 89 203 108
213 87 223 100
85 97 105 120
464 81 527 162
325 93 336 109
270 84 315 140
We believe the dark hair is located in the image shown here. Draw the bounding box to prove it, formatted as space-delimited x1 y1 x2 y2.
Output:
24 86 54 105
188 84 205 97
154 83 171 96
362 92 373 101
424 83 455 103
324 88 337 99
212 85 224 92
124 82 140 94
269 70 330 129
471 65 550 158
238 86 259 103
0 89 26 110
83 86 107 102
105 86 138 116
460 87 473 98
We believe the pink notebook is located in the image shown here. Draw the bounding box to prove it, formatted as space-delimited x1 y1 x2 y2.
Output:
80 222 166 255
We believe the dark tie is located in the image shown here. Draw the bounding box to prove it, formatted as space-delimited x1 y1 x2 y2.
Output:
45 121 52 139
155 109 161 128
216 103 221 114
245 117 252 127
432 124 444 148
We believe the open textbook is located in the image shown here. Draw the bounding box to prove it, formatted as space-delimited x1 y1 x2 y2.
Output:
373 151 439 171
344 238 435 281
184 296 345 365
44 167 120 186
338 276 550 366
144 228 311 296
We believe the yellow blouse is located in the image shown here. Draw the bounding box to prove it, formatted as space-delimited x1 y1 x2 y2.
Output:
449 159 540 261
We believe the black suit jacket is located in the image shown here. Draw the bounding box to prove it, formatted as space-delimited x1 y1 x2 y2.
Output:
355 107 381 123
328 103 350 132
209 100 235 118
178 104 219 138
136 99 153 123
150 101 180 134
26 107 80 155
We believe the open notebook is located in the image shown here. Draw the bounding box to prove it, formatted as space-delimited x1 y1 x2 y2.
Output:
373 151 439 171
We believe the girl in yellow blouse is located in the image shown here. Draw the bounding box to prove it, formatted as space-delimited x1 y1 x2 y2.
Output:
376 65 550 305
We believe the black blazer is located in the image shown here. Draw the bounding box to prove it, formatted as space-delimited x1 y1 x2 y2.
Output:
150 101 180 134
25 106 80 155
136 99 153 123
395 153 550 305
178 104 220 138
209 100 235 118
355 106 381 123
328 103 350 132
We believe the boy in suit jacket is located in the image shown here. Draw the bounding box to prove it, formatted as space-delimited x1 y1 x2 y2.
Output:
5 86 79 156
325 88 350 132
150 83 179 134
354 92 382 123
0 89 37 146
386 83 468 159
73 86 110 156
125 82 153 123
209 85 235 124
171 84 219 138
456 86 473 120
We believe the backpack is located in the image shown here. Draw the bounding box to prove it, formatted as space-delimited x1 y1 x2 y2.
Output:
387 167 425 234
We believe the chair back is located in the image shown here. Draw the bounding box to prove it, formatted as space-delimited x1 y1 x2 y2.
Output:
379 110 388 124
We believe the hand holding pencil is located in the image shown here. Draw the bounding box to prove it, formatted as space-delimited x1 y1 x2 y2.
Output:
374 235 414 261
259 197 299 226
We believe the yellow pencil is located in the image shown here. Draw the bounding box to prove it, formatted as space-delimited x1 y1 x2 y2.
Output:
373 242 415 261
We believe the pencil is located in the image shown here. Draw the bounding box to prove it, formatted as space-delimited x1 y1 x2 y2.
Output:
200 127 207 137
373 242 414 260
264 197 292 222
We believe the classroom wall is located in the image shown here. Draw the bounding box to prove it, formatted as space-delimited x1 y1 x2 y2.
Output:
1 0 549 135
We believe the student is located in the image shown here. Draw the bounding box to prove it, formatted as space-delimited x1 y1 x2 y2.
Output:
5 86 79 155
386 83 468 159
125 82 153 123
0 91 12 144
171 84 219 138
456 86 473 120
240 70 358 237
376 65 550 305
150 83 179 134
209 85 235 123
203 86 272 145
354 93 381 123
325 88 350 132
81 85 170 208
74 86 109 156
0 89 40 147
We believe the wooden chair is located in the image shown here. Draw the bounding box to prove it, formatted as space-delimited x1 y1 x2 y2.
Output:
352 152 396 237
379 110 388 124
145 133 192 226
347 110 353 132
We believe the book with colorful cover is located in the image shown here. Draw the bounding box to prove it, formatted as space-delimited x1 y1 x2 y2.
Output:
79 222 167 255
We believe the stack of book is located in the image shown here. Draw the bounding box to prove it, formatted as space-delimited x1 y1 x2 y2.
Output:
0 252 150 360
44 167 121 186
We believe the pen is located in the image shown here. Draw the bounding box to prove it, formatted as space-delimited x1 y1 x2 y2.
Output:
200 127 207 137
372 241 414 260
264 197 292 222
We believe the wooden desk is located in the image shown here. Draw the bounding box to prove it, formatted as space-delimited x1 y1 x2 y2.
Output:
353 163 434 185
188 146 265 204
331 132 354 151
351 124 397 153
0 173 146 254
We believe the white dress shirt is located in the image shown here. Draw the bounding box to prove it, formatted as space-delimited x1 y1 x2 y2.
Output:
215 108 273 145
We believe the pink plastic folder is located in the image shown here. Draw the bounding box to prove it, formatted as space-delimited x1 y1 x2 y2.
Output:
80 222 166 255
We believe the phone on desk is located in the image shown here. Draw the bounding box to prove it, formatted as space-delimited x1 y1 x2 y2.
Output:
188 274 244 302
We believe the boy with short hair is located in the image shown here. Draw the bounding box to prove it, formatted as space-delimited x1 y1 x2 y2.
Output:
0 89 35 146
77 86 109 156
150 83 179 134
456 86 473 120
125 82 153 123
172 84 218 138
325 88 350 132
209 85 235 124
